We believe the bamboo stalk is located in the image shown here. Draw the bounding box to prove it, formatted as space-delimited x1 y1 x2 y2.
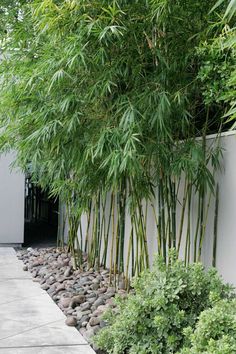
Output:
114 200 120 288
102 192 113 268
118 179 126 274
184 186 192 265
198 187 212 262
177 178 188 256
88 198 96 267
193 191 201 262
84 201 92 253
79 219 83 255
99 192 106 260
159 178 166 263
165 177 172 251
197 107 210 262
137 199 149 269
158 184 163 258
109 192 116 285
212 183 219 267
96 192 101 269
170 177 177 249
133 208 140 276
151 202 160 254
125 225 133 288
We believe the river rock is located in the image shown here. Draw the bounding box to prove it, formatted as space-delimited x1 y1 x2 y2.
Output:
91 283 99 291
64 267 72 277
93 304 109 317
61 297 71 308
93 298 105 308
65 316 77 326
41 284 50 291
55 284 65 294
97 287 107 294
70 295 86 308
89 317 100 326
83 329 95 343
79 314 90 325
86 292 97 299
80 302 91 311
79 327 86 336
106 298 115 307
87 297 96 304
100 320 107 329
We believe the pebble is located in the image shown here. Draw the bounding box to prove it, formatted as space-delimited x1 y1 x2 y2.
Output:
86 292 97 299
55 284 65 294
41 284 50 291
83 329 95 343
91 283 99 291
65 316 77 326
64 267 72 277
70 295 86 308
61 297 71 308
89 317 100 326
87 297 96 304
80 302 91 311
93 298 105 307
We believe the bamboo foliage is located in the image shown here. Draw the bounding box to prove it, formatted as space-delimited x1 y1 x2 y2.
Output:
0 0 233 285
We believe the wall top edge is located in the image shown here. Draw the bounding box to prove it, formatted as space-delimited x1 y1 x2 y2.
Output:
196 130 236 141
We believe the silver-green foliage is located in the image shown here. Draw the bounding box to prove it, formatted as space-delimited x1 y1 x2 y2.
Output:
180 299 236 354
94 254 234 354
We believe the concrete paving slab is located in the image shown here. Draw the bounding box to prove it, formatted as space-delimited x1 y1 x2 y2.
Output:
0 248 96 354
0 293 65 325
0 256 23 265
0 247 16 255
0 317 42 340
0 263 32 279
0 345 95 354
0 319 87 347
0 279 47 300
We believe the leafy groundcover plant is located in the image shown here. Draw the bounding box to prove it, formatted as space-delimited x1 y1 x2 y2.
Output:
94 254 234 354
180 300 236 354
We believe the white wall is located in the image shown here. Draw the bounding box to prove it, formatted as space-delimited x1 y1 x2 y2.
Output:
0 152 25 245
201 132 236 285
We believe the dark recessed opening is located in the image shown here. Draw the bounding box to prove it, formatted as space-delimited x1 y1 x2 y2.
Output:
24 177 58 247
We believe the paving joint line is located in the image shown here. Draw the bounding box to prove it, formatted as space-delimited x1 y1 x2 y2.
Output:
0 278 32 282
0 318 67 342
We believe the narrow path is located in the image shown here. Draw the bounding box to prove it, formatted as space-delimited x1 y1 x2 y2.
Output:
0 248 95 354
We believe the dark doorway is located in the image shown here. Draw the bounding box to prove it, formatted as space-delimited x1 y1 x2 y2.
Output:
24 177 58 247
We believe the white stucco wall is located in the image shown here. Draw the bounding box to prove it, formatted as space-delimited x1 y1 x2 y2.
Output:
0 152 25 245
201 131 236 285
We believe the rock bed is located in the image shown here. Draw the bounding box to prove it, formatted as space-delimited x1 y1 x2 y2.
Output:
17 247 127 349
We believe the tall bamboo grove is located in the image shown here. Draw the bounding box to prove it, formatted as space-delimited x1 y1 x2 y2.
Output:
0 0 234 284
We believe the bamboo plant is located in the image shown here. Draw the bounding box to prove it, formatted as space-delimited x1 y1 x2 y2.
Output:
0 0 234 285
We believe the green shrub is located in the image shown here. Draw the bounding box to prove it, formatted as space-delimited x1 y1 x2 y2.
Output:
180 299 236 354
94 255 234 354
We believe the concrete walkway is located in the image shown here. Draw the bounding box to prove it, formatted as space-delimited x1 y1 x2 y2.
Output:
0 248 95 354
